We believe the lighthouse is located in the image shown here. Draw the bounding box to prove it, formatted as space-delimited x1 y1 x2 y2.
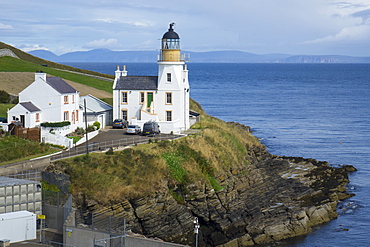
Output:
157 23 190 131
113 23 190 133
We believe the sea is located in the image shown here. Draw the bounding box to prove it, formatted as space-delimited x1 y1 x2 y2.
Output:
65 62 370 247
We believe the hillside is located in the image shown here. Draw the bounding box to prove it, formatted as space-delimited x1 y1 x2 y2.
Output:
0 41 114 79
52 100 354 246
0 56 113 96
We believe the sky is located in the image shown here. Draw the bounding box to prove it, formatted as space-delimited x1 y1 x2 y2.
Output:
1 0 370 56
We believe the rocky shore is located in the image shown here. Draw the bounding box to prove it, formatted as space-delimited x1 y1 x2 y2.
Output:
71 142 355 246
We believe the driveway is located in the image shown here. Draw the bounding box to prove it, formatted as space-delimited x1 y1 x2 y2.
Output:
89 128 176 143
51 128 182 161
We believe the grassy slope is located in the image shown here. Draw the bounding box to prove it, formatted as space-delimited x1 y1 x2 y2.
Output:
0 135 58 165
0 56 113 93
0 42 114 80
56 100 263 204
0 104 14 118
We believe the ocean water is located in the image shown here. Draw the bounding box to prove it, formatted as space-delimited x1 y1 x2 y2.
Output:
66 62 370 246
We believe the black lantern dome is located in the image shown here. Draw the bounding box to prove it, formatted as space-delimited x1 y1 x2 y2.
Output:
162 23 180 39
162 23 180 50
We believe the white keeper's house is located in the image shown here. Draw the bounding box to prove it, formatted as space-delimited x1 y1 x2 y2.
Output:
113 23 191 134
7 72 83 129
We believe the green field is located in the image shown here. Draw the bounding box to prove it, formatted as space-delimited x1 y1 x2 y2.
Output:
0 56 113 93
0 104 14 118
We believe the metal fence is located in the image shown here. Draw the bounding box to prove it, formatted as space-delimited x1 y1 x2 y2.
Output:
74 209 127 234
1 168 42 181
51 134 182 161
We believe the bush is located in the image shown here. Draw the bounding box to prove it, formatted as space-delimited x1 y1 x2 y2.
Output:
86 124 96 132
75 127 85 135
41 121 71 127
93 121 101 130
0 90 10 103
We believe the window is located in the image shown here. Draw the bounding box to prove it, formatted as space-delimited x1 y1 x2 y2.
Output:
64 111 69 121
122 109 128 121
122 92 128 104
140 92 145 104
64 95 68 104
72 95 75 103
166 111 172 121
76 110 78 121
166 92 172 104
72 112 75 124
167 73 171 82
35 113 40 122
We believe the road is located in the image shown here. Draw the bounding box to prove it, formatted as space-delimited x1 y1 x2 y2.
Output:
50 128 182 161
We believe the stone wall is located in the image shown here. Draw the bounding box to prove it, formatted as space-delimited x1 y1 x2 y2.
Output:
0 49 19 58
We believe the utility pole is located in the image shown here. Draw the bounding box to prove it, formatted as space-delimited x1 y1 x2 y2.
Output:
84 99 89 155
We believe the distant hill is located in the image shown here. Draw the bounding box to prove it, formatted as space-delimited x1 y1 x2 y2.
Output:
28 48 370 63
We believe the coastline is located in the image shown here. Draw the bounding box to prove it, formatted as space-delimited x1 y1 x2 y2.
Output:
63 123 356 246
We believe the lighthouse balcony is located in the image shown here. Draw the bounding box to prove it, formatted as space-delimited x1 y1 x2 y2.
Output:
158 53 190 62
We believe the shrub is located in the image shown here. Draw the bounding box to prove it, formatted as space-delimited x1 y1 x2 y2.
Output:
41 121 71 127
0 90 10 103
93 121 101 130
75 127 85 135
86 124 96 132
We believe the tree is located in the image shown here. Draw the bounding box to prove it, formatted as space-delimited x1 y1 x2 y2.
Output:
0 90 10 103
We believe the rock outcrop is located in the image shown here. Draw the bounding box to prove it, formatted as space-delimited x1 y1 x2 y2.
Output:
74 144 355 246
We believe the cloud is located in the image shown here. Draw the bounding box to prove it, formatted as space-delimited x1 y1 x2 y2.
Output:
351 9 370 23
83 38 119 49
303 24 370 44
0 23 13 30
17 44 50 52
95 19 151 27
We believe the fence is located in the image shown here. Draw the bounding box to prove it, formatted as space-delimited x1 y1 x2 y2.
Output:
51 134 182 161
8 124 41 142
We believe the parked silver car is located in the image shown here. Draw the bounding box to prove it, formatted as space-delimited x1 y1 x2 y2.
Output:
126 125 141 134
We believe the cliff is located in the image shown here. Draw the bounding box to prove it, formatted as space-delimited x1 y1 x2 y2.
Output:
52 103 355 246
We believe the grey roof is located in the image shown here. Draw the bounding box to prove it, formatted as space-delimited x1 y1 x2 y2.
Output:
80 94 113 113
20 101 41 112
114 76 158 90
0 176 40 187
46 77 77 94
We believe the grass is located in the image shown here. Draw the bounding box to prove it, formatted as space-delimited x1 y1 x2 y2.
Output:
0 104 14 118
0 56 113 93
0 135 59 165
0 41 114 80
54 102 263 205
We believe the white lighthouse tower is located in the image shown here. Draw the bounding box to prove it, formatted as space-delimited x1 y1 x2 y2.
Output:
112 23 190 133
157 23 190 132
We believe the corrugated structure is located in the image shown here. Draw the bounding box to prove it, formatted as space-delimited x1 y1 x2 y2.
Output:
0 176 42 215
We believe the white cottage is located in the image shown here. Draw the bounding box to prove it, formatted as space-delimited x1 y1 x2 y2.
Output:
113 23 190 134
7 71 83 128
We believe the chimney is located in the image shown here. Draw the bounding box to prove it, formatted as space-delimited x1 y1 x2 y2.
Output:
122 65 127 77
35 70 46 81
115 65 121 79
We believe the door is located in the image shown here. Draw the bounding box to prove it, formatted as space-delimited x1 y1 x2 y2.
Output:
20 115 25 127
147 93 153 108
26 218 33 240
